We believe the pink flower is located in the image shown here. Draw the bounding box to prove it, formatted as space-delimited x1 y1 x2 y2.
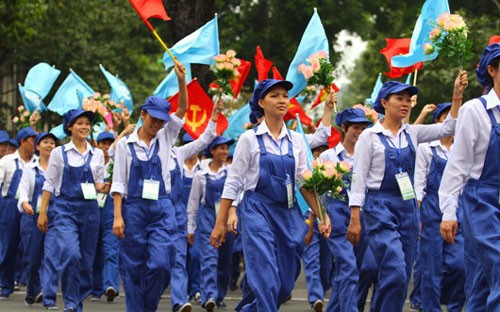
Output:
429 26 442 41
311 61 321 73
231 58 241 67
215 63 226 70
324 167 337 178
213 54 227 63
17 105 24 112
301 169 313 180
323 160 336 171
336 186 343 193
226 50 237 58
314 50 328 59
369 111 379 122
299 65 314 79
312 159 321 169
423 43 435 55
23 110 30 117
222 62 235 71
338 161 351 172
449 14 466 29
436 13 450 27
20 115 25 122
12 116 19 123
93 92 101 98
97 105 108 116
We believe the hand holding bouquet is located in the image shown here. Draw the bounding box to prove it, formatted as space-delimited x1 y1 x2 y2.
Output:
82 92 122 128
210 50 241 97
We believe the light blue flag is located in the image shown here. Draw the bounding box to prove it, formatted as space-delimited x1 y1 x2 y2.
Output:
153 64 192 99
295 114 314 214
365 73 384 107
50 124 66 141
224 103 251 141
24 63 61 100
48 70 94 115
99 65 134 112
18 84 48 112
286 9 329 98
391 0 450 68
162 16 219 69
405 73 413 85
132 117 143 135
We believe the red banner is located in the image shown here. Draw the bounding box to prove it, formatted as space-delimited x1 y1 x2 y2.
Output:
381 38 423 78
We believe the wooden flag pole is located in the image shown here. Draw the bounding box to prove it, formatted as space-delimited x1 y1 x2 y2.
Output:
413 68 418 86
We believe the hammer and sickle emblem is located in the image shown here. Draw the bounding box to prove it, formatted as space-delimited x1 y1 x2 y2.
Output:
186 104 207 132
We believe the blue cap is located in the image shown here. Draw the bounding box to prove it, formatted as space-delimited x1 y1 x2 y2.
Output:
432 102 452 123
8 139 18 147
16 126 37 146
140 96 171 122
0 130 9 144
249 79 293 124
182 133 194 145
335 108 371 126
373 81 419 114
96 131 115 143
34 132 57 155
63 109 95 136
476 43 500 89
204 136 235 158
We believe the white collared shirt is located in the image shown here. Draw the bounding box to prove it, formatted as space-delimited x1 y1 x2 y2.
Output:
320 142 354 167
170 120 217 177
0 151 37 197
187 163 229 234
43 141 105 196
349 114 456 207
305 122 331 149
439 90 500 221
110 115 183 197
17 159 45 212
183 160 201 179
221 119 308 202
414 141 450 201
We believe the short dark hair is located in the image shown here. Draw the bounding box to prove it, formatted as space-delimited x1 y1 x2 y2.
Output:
486 56 500 87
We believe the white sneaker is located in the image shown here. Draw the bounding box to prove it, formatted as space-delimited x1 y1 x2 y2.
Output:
312 299 324 312
204 298 216 312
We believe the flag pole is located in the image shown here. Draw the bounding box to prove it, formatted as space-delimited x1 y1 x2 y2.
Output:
413 68 418 86
143 20 184 73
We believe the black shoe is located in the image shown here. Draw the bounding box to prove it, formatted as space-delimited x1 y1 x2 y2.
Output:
410 303 422 312
14 281 20 291
174 302 192 312
312 299 324 312
24 297 36 306
204 298 216 312
35 292 44 303
105 287 117 303
216 300 228 309
229 282 238 291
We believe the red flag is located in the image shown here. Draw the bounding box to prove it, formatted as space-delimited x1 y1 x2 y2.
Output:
230 59 252 98
284 98 312 126
488 35 500 46
381 38 423 79
328 127 342 148
255 46 273 82
272 66 284 80
169 80 228 139
129 0 171 31
310 83 340 110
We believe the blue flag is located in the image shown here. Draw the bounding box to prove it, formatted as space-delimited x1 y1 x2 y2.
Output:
18 84 48 112
295 114 314 214
286 9 329 98
99 65 134 112
153 64 192 99
224 103 250 140
50 124 66 141
162 16 219 69
19 63 60 112
391 0 450 68
365 73 384 107
405 73 413 85
48 70 94 115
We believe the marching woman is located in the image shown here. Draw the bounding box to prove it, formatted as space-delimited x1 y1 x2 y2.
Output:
37 109 107 312
169 100 221 312
187 136 234 311
112 61 187 312
439 43 500 310
210 79 331 312
17 132 57 305
320 107 372 312
346 70 468 311
414 103 465 312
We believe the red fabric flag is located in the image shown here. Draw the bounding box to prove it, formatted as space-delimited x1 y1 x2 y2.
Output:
230 59 252 98
284 98 312 126
488 35 500 46
169 80 228 139
381 38 423 79
328 127 342 148
310 83 340 110
255 46 273 82
129 0 171 31
272 66 284 80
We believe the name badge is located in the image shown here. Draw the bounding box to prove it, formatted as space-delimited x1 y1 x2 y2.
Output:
81 183 97 200
286 175 294 209
36 196 42 213
142 179 160 200
215 199 221 216
15 188 20 200
97 193 107 208
395 172 416 201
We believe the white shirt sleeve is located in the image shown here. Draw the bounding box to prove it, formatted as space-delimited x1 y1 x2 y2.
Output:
42 147 63 194
349 131 373 207
162 114 184 147
175 120 217 163
221 132 252 201
110 138 128 197
187 172 204 234
414 144 431 202
293 131 309 183
413 114 457 144
305 122 331 149
17 167 35 213
92 149 105 184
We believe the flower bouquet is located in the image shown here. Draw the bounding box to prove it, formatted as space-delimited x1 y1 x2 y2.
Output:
299 50 335 92
12 105 32 130
352 104 379 123
300 159 351 221
82 92 122 128
210 50 241 97
424 13 472 69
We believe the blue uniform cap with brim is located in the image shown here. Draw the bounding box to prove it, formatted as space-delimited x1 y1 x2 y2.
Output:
63 109 95 136
0 130 9 144
16 126 37 146
96 131 115 143
373 81 419 114
249 79 293 124
34 132 57 155
8 139 18 148
140 96 171 122
432 102 452 123
203 136 235 158
335 108 372 126
182 133 194 145
476 43 500 89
